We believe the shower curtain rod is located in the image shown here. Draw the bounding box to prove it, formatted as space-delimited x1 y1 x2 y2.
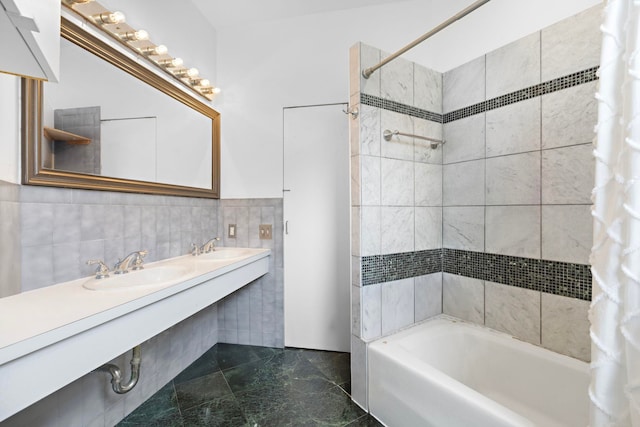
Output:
383 129 445 148
362 0 491 79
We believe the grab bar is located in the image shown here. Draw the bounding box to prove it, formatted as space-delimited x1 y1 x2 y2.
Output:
383 129 445 148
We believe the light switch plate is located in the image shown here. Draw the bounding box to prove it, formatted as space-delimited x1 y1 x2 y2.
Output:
259 224 272 240
228 223 236 238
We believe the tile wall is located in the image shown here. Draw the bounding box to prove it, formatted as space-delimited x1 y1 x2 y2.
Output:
349 4 602 409
441 5 600 361
349 42 444 409
0 185 284 425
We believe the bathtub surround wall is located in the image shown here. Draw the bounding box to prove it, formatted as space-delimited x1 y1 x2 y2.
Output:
350 5 601 409
440 5 600 361
0 185 284 425
350 42 444 409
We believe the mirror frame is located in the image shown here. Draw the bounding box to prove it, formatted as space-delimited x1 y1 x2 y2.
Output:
22 16 220 198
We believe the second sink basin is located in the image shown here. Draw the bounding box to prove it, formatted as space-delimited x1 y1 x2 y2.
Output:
83 265 192 291
197 247 255 261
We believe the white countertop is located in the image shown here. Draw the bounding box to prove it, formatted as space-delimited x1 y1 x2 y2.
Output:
0 248 270 365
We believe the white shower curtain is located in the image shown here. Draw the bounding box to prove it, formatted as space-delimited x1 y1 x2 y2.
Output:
590 0 640 426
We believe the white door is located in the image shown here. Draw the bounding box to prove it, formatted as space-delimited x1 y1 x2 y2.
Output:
283 103 350 352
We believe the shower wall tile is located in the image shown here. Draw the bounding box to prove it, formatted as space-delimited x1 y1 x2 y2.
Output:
381 207 414 254
485 281 541 345
360 206 381 256
414 118 443 164
443 159 485 206
541 144 594 204
541 4 602 82
381 53 414 105
443 114 485 164
485 206 540 258
542 205 592 265
415 207 442 251
443 206 485 252
359 104 381 156
541 293 591 361
352 285 361 336
414 64 442 113
415 272 443 322
359 43 381 98
443 55 485 113
541 81 598 149
350 336 368 409
361 282 382 340
361 155 381 206
381 158 414 206
486 98 541 157
381 278 415 335
486 32 541 99
381 109 414 160
443 273 484 324
349 43 361 97
415 163 442 207
485 152 541 205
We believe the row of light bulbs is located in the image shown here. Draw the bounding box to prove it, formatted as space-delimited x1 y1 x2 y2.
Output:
63 0 220 100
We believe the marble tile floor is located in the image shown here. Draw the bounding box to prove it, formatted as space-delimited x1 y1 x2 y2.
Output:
118 343 382 427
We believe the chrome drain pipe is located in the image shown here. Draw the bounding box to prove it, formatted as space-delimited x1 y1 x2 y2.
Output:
95 346 141 394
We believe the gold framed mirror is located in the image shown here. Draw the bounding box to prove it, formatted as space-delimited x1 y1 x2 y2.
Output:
22 16 220 198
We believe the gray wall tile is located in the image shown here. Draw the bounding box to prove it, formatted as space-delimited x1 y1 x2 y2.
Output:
541 293 591 361
443 273 484 324
486 32 540 99
359 105 381 157
414 118 443 164
542 144 594 204
414 64 442 113
415 207 442 251
350 335 368 409
542 205 592 264
381 207 414 254
486 152 541 205
443 114 485 164
361 283 382 340
485 281 541 345
381 109 414 160
443 206 485 252
541 5 602 82
486 206 540 258
541 81 598 149
443 160 485 206
415 163 442 207
443 55 485 113
381 53 414 105
415 273 442 321
381 158 414 206
486 98 541 157
360 43 381 98
381 278 415 335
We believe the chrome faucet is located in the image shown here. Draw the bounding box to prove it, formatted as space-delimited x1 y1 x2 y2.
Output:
200 237 220 254
87 259 110 279
113 250 148 274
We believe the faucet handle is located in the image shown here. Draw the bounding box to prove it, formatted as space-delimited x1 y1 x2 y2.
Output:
191 243 201 256
87 259 110 279
131 250 148 271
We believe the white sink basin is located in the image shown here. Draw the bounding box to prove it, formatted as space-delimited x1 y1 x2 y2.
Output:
83 265 192 291
197 247 255 261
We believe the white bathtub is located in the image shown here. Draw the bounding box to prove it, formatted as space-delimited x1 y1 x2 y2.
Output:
368 316 589 427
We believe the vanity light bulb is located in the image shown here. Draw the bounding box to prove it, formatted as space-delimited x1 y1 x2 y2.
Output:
187 68 199 78
154 45 168 55
93 11 126 24
213 87 221 94
198 79 210 87
133 30 149 41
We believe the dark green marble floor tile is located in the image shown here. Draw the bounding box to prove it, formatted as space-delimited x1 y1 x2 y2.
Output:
345 414 385 427
175 371 234 411
223 350 334 396
298 385 367 426
181 395 249 427
174 346 221 385
234 386 314 427
216 343 281 371
117 382 183 426
301 349 351 386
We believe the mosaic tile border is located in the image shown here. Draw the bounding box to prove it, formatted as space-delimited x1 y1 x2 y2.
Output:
359 66 598 125
443 66 599 123
360 94 443 123
361 248 591 301
443 249 591 301
361 249 442 286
